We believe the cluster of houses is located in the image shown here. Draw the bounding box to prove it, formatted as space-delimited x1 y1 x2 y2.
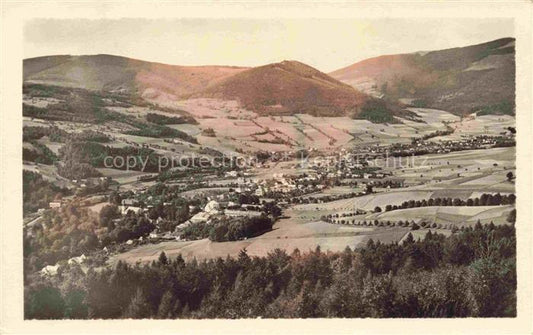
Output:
40 254 87 277
387 134 515 157
186 199 263 225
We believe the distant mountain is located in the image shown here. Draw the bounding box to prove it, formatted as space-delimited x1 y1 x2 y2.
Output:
23 54 249 99
195 60 395 118
24 55 408 121
330 38 515 115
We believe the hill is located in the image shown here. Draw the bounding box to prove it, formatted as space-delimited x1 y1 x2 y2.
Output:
24 56 406 122
330 38 515 115
196 60 400 119
23 54 249 99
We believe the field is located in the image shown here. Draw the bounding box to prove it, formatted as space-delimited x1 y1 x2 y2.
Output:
293 190 435 213
377 147 515 192
147 99 468 153
367 205 513 226
300 186 361 199
429 114 515 141
110 210 409 264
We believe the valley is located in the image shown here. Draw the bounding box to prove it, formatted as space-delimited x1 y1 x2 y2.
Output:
20 33 518 320
22 78 516 264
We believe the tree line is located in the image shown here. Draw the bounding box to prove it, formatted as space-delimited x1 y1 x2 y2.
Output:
181 215 273 242
377 193 515 213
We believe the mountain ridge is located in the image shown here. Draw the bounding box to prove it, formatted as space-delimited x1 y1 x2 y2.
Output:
329 37 515 115
25 56 401 120
24 54 250 99
24 37 515 119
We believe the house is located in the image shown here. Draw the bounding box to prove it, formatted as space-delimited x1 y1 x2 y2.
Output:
224 209 263 218
122 198 139 207
149 232 161 239
119 206 143 215
68 254 87 265
227 201 240 209
40 264 60 276
49 201 62 208
176 221 192 230
225 170 238 178
189 211 211 224
204 200 221 214
255 187 265 196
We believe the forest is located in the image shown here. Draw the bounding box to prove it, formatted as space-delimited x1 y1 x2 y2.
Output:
24 223 516 319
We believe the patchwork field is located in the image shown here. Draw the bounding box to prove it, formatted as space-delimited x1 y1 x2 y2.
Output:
147 99 468 152
429 114 515 141
293 190 435 213
367 205 513 226
377 147 515 191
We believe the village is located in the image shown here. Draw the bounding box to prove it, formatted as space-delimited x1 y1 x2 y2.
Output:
24 124 515 277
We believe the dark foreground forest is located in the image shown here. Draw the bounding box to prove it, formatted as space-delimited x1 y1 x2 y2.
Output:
24 223 516 319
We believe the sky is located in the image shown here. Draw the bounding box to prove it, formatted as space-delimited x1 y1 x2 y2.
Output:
24 18 514 72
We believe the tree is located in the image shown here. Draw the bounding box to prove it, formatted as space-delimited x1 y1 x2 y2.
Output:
506 172 514 182
124 288 151 318
404 232 415 244
506 209 516 224
361 273 397 317
158 251 168 265
374 206 382 213
26 286 65 319
264 202 282 218
64 289 88 319
99 204 120 228
109 191 122 205
295 281 320 318
157 290 179 318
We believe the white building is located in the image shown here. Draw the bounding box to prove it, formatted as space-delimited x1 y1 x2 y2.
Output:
224 210 263 218
204 200 221 214
68 254 87 265
189 211 211 224
40 264 60 276
119 206 142 215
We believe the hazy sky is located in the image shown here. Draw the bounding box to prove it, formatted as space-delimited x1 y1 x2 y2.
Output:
24 18 513 72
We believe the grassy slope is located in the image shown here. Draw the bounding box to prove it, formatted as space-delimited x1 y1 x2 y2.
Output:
330 38 515 115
